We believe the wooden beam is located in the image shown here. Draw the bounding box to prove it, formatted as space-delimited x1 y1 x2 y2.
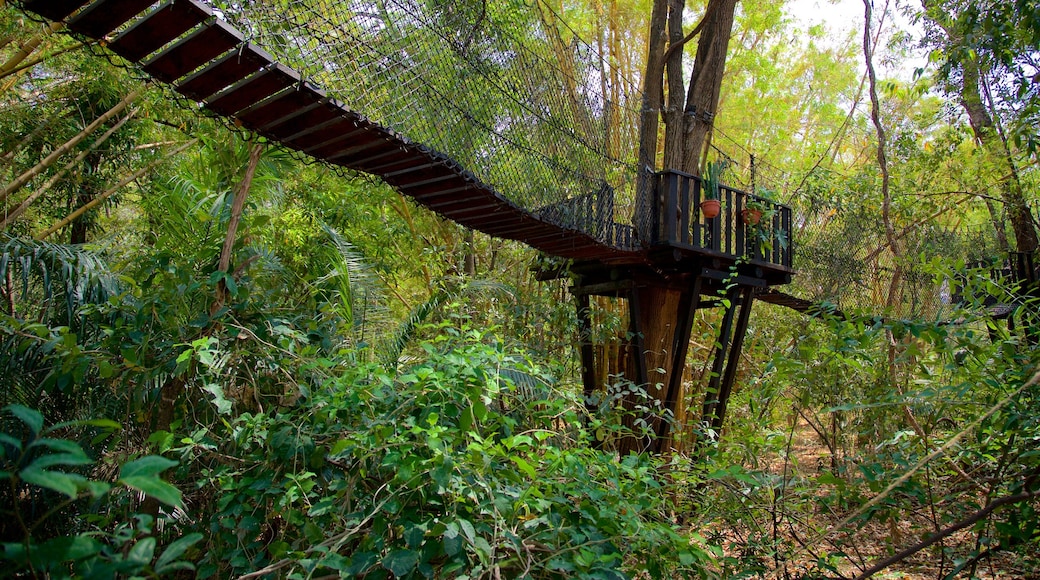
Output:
142 19 243 83
653 275 703 451
108 0 213 63
68 0 155 36
710 286 756 432
701 285 740 430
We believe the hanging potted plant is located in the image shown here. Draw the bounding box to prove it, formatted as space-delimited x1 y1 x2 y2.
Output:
700 160 725 219
741 186 775 226
742 187 788 259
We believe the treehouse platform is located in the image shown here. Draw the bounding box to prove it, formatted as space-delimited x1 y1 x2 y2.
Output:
543 171 796 455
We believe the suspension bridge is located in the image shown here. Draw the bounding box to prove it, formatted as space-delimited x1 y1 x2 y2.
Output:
15 0 1035 453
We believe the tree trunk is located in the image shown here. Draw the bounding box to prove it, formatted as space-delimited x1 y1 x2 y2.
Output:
680 0 737 173
634 0 670 242
211 143 264 315
617 285 686 455
923 0 1039 254
463 229 476 276
959 64 1038 253
661 0 686 171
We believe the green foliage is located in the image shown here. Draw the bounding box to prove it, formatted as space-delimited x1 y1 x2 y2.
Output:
0 404 201 578
166 325 712 578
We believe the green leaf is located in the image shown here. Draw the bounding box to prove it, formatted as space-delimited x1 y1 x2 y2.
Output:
403 523 426 548
458 519 476 543
121 475 183 508
31 535 102 567
28 452 93 470
20 466 84 498
154 532 202 573
120 455 177 479
97 359 115 379
511 456 537 479
127 537 156 565
0 433 23 453
84 481 111 497
5 404 43 435
347 551 378 575
383 549 420 576
330 438 351 456
31 438 88 454
202 383 233 415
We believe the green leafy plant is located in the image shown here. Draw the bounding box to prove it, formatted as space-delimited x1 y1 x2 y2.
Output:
702 160 726 201
0 404 202 577
166 324 715 579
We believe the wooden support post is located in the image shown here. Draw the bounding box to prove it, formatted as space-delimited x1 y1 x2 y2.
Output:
575 293 597 404
652 276 703 453
700 285 740 432
710 286 756 432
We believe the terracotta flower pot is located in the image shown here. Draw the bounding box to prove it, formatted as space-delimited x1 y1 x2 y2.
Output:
741 208 762 225
700 199 721 219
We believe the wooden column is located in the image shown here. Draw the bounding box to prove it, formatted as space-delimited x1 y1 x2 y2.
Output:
616 279 707 455
575 293 597 404
653 276 703 453
700 285 756 436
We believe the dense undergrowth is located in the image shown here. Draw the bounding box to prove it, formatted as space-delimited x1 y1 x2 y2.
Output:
0 235 715 578
2 232 1038 578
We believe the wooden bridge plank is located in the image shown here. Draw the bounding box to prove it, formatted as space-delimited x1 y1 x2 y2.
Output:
66 0 153 37
235 84 325 132
418 190 491 208
323 139 401 163
109 0 212 62
390 173 462 191
308 131 390 160
264 105 345 142
297 125 381 157
175 44 270 101
326 148 404 171
432 203 508 219
143 19 243 83
365 158 440 176
405 184 475 201
24 0 93 23
206 64 300 117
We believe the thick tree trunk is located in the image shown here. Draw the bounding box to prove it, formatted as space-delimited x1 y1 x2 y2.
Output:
661 0 686 171
680 0 737 173
923 0 1039 254
634 0 670 242
617 284 685 455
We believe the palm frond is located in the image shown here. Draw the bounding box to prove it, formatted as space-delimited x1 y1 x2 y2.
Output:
319 224 390 342
379 279 517 370
0 234 119 324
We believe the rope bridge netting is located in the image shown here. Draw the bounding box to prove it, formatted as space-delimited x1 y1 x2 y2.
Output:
206 0 643 243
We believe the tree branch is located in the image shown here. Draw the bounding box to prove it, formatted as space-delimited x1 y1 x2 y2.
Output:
0 86 144 204
662 3 713 63
854 486 1040 579
34 140 197 240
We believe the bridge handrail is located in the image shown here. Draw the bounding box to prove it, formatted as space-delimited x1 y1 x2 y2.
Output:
653 170 794 270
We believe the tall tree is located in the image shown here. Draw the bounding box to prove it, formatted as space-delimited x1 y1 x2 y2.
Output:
636 0 738 238
920 0 1039 254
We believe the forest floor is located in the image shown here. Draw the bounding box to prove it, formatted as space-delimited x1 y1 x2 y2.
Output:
715 417 1036 580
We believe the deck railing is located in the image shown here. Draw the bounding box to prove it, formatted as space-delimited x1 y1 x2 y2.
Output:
653 170 793 270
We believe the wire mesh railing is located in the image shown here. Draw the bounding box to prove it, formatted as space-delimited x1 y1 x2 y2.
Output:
202 0 643 247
